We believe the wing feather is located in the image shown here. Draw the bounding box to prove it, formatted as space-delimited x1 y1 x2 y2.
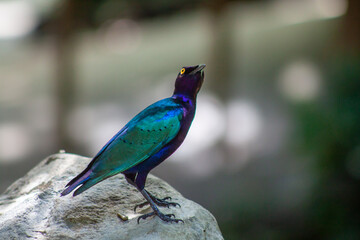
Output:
88 98 183 178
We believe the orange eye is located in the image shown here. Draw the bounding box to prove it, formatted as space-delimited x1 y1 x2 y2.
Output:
180 68 185 74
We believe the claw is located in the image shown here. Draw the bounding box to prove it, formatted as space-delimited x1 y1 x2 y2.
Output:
151 195 180 208
171 202 181 208
174 219 184 223
163 201 180 208
136 189 184 224
134 201 149 212
137 211 183 224
137 212 155 223
162 196 172 201
134 195 180 212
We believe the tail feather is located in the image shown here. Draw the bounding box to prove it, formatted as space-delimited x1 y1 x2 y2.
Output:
61 168 92 196
72 179 99 196
73 173 114 196
61 158 121 197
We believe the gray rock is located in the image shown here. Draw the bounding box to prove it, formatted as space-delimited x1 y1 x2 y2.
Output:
0 153 223 240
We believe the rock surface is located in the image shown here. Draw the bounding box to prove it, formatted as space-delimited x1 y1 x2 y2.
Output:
0 153 223 240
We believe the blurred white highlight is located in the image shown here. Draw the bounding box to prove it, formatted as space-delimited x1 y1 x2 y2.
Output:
314 0 348 18
173 93 225 161
273 0 347 25
100 19 142 54
226 100 262 147
0 0 38 39
0 123 31 163
279 60 322 102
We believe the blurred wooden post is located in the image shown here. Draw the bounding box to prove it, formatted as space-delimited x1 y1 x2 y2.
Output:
53 0 79 151
342 0 360 52
207 0 233 100
207 0 236 166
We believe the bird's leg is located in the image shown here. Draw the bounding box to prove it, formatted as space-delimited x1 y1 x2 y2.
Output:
128 172 180 212
131 172 183 223
125 173 137 187
147 190 179 207
137 189 183 224
134 189 180 212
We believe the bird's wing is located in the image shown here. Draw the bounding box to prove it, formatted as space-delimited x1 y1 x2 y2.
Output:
89 99 183 177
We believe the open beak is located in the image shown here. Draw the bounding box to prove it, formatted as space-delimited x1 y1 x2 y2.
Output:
190 64 206 75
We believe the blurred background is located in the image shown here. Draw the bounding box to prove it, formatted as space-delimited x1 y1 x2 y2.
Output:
0 0 359 239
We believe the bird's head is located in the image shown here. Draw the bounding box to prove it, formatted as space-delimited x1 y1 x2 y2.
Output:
173 64 206 98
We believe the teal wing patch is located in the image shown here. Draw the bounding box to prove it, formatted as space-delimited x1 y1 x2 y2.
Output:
89 99 183 179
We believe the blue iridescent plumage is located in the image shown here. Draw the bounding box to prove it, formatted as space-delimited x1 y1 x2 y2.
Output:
61 64 205 223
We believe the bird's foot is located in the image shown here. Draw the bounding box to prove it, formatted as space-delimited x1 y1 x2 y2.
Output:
134 195 180 212
152 196 181 208
137 211 183 224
